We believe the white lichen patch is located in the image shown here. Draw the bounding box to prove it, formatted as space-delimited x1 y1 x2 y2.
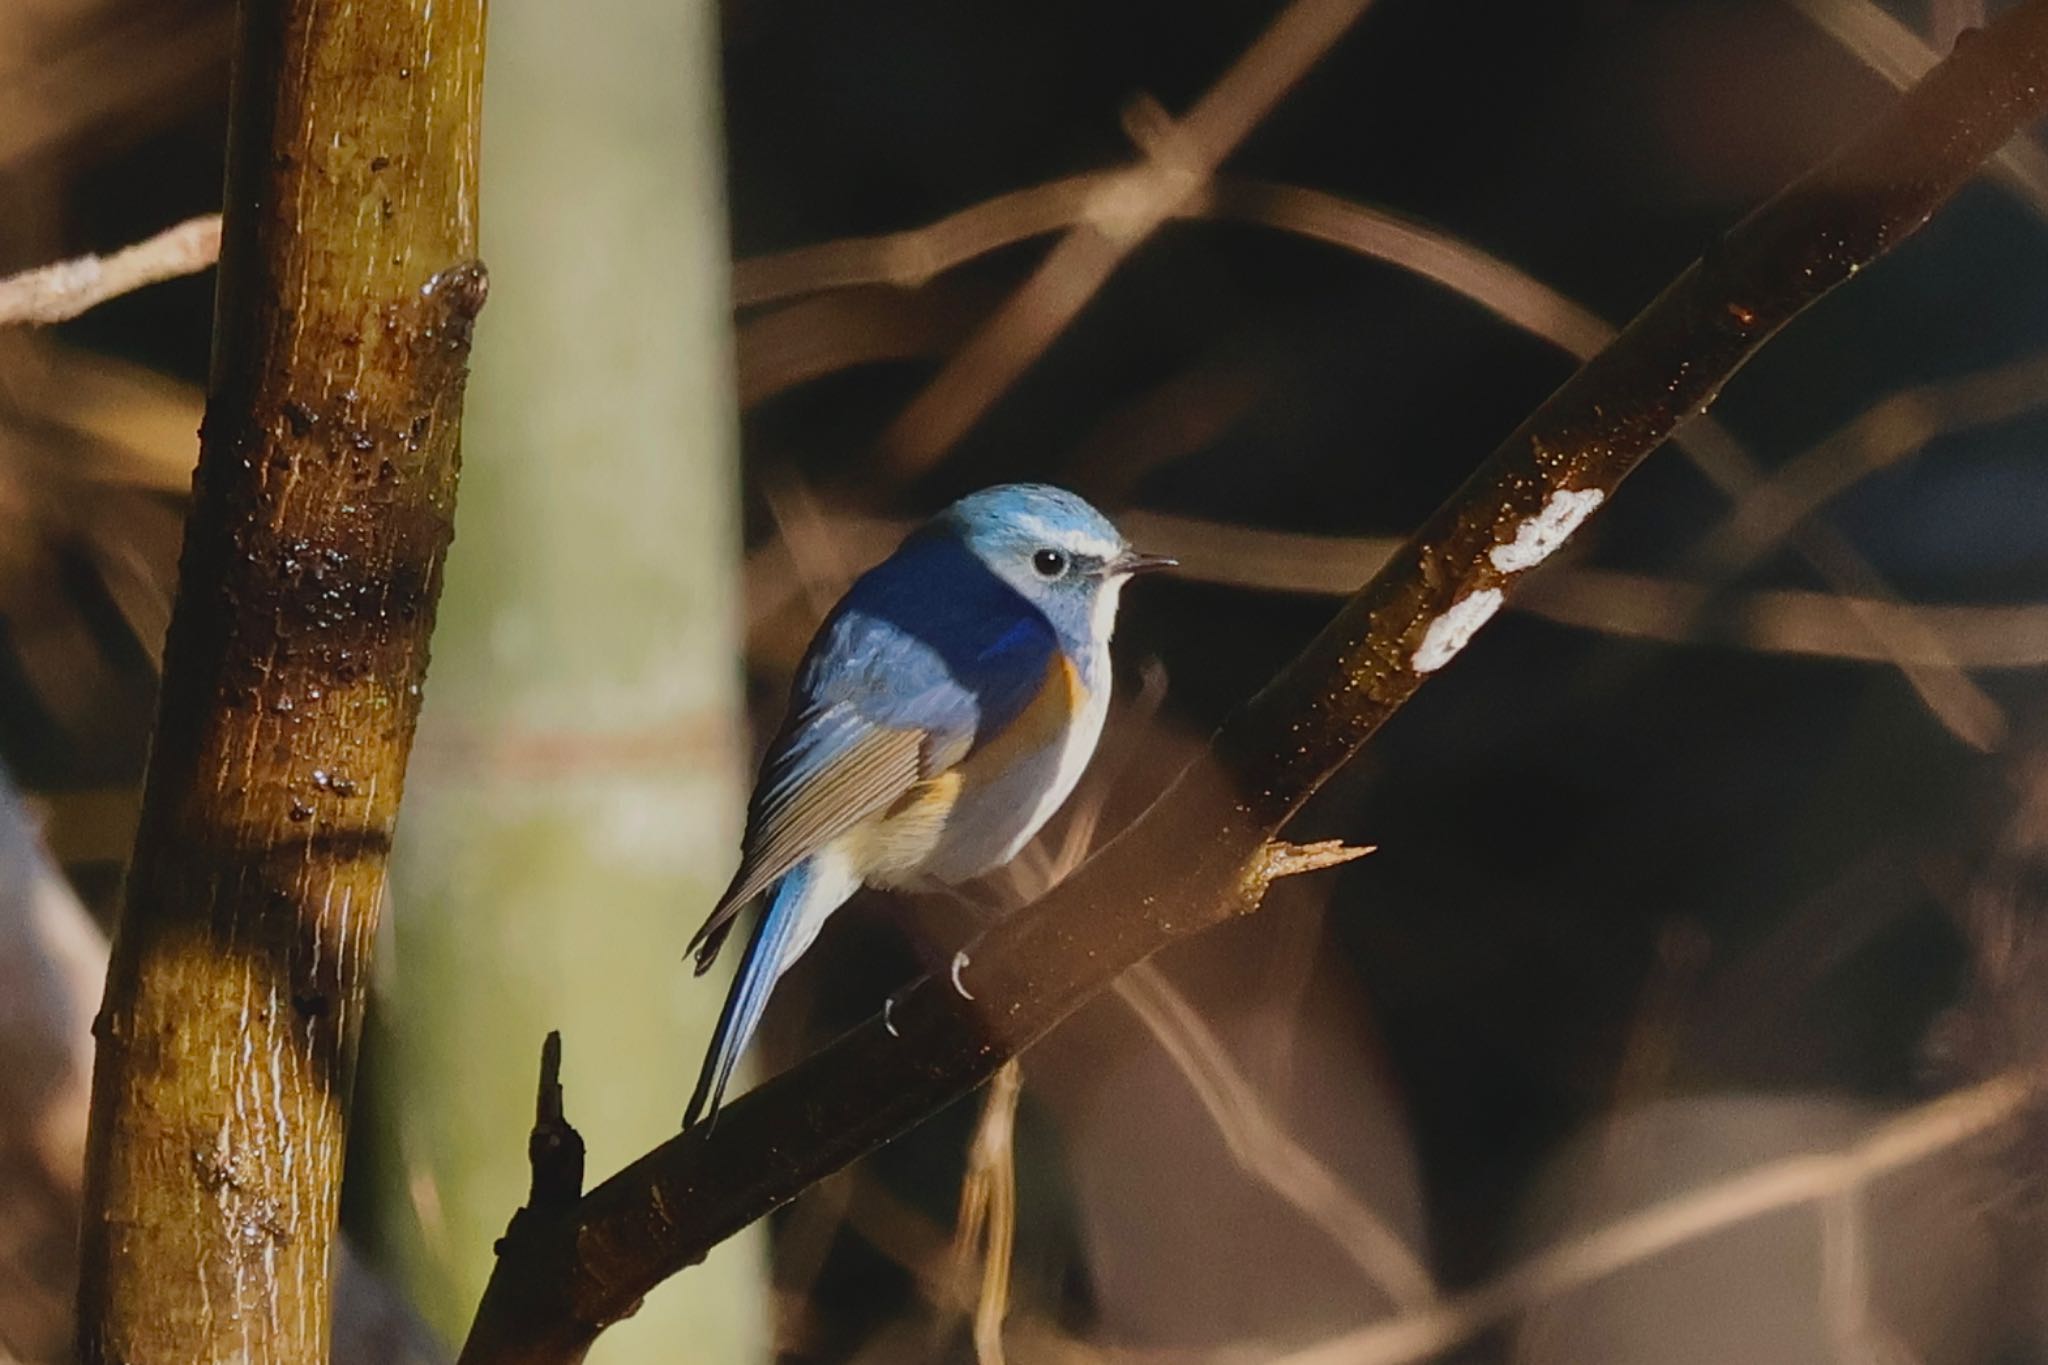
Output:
1411 589 1504 674
1490 488 1606 574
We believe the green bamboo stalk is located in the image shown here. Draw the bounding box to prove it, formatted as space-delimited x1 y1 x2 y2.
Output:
360 0 766 1358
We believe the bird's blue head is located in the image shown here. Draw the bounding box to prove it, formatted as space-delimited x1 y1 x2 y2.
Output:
936 484 1175 656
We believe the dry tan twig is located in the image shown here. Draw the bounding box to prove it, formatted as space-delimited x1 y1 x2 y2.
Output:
1271 1072 2034 1365
997 704 1424 1315
1520 565 2048 669
1818 1190 1889 1365
735 172 2006 746
1688 346 2048 578
1113 960 1434 1310
735 178 1112 306
947 1059 1024 1365
749 510 2048 670
0 216 221 327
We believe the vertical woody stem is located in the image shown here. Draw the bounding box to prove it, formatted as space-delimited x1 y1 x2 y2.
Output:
76 1 488 1361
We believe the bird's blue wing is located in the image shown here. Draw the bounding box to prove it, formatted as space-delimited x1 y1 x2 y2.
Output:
686 537 1058 972
800 531 1058 740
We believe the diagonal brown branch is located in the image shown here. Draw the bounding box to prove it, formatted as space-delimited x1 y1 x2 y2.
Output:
1791 0 2048 217
457 6 2048 1361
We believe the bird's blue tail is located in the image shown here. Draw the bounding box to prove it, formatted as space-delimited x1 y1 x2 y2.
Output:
684 862 813 1129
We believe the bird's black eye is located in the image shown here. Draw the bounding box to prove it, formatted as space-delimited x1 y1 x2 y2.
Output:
1032 548 1068 579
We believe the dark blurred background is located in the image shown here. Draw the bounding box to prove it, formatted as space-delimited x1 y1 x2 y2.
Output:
7 0 2048 1361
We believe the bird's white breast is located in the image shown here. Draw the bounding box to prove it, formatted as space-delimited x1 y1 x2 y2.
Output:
1024 639 1111 849
873 641 1108 887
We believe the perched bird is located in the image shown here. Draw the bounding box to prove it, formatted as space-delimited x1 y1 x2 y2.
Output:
684 484 1174 1127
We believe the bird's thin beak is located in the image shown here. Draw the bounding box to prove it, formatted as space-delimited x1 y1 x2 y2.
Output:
1111 549 1179 577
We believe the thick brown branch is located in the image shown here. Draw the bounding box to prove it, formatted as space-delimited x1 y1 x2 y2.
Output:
459 7 2048 1362
75 1 487 1361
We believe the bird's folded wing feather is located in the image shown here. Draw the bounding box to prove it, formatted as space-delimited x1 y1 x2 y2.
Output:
687 564 1059 973
686 706 931 971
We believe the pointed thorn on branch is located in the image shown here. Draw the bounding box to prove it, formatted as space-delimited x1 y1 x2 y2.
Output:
1258 839 1377 884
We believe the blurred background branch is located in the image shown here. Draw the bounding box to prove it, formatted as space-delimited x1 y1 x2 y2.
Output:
737 167 2011 749
876 0 1386 475
1274 1067 2036 1365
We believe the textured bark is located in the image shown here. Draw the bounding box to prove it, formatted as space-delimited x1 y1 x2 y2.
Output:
457 3 2048 1361
0 763 446 1365
74 1 487 1361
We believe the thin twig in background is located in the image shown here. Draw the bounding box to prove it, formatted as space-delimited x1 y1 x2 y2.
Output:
734 177 1113 306
1112 961 1435 1309
947 1059 1024 1365
1269 1070 2034 1365
1516 567 2048 669
1001 684 1426 1325
1686 346 2048 578
0 215 220 327
1819 1190 1888 1365
766 1070 2011 1365
747 511 2048 670
737 172 2006 747
875 0 1385 475
458 10 2048 1359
